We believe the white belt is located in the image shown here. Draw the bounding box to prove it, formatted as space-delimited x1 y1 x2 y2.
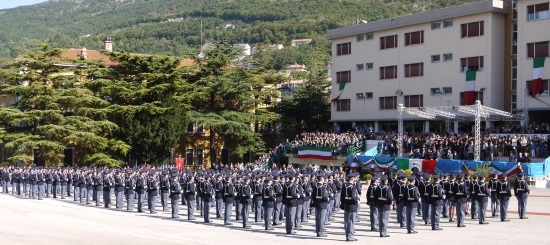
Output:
379 198 387 201
345 197 352 200
517 188 524 191
478 194 486 196
407 198 415 200
263 195 269 198
499 191 507 194
399 194 403 197
254 192 259 194
286 196 293 198
431 195 438 197
448 191 453 194
186 190 191 193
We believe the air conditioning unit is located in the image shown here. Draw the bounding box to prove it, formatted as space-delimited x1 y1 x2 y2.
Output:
356 93 365 99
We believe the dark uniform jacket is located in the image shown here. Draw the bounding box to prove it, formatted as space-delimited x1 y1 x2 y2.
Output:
374 184 393 210
340 182 359 212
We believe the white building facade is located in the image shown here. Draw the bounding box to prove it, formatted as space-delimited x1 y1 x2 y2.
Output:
327 0 549 132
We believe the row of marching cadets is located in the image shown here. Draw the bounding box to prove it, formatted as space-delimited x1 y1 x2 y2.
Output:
0 166 531 241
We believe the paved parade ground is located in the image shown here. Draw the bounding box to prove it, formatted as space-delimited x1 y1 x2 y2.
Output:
1 187 550 245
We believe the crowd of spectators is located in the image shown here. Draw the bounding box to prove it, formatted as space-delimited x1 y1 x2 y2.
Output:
487 122 550 134
287 131 366 158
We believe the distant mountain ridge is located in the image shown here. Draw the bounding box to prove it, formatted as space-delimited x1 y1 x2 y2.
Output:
0 0 478 59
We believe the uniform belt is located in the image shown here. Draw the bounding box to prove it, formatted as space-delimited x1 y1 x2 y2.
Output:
254 192 259 194
186 190 191 192
456 193 464 195
499 191 507 194
286 196 293 198
379 198 387 201
431 195 438 197
407 198 415 200
424 194 429 196
263 196 269 198
399 194 403 197
478 194 486 196
517 188 524 191
316 196 322 199
345 197 352 200
448 191 453 194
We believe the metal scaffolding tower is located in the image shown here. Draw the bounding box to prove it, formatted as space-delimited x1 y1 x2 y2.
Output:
398 100 514 161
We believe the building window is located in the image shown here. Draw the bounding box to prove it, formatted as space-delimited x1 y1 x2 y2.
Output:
443 53 453 61
405 31 424 46
366 62 374 70
443 20 453 28
526 79 550 95
431 55 441 63
380 35 398 49
379 96 397 110
187 123 194 133
186 149 194 166
528 3 550 21
512 79 517 91
460 56 484 72
431 88 442 95
336 71 351 83
336 99 351 111
404 95 423 107
356 93 365 100
527 41 549 58
459 91 484 105
404 63 424 77
511 93 517 111
379 65 397 79
431 22 441 30
461 21 484 38
357 63 365 71
365 92 373 99
357 35 365 42
443 87 453 94
336 42 351 56
366 33 374 40
196 149 204 167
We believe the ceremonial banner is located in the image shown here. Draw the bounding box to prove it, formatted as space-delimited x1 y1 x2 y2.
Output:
422 159 437 174
298 147 332 160
434 159 462 175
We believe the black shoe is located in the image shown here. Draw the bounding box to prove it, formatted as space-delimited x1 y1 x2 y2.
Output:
265 227 274 230
244 225 251 228
520 217 529 219
458 225 466 227
380 235 390 238
408 230 418 234
501 219 510 222
442 215 448 218
317 234 327 237
432 227 443 231
346 238 358 241
189 218 196 220
296 225 303 228
480 222 489 225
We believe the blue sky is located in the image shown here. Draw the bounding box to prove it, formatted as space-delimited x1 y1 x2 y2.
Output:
0 0 49 10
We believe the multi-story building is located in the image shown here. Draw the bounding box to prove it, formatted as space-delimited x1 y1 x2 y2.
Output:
515 0 550 122
327 0 549 132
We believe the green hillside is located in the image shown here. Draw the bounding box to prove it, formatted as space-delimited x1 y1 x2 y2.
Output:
0 0 478 59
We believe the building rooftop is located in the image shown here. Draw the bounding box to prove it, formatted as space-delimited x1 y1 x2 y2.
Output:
326 0 508 40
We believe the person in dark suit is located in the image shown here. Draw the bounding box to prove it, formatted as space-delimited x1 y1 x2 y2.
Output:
283 173 298 234
496 175 512 222
214 175 224 219
223 175 236 225
262 177 276 230
170 174 181 219
240 176 252 228
185 174 197 220
427 174 444 231
147 171 159 214
202 175 214 223
474 174 490 224
375 175 393 238
341 172 359 241
366 174 379 232
312 174 329 237
489 171 500 217
453 173 469 227
514 172 530 219
404 175 420 234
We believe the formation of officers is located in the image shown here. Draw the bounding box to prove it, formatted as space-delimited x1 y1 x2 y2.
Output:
0 165 531 241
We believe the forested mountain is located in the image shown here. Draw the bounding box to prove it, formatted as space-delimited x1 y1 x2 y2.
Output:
0 0 478 60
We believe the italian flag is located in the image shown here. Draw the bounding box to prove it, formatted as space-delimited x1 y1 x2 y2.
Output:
396 158 437 174
331 82 346 104
298 147 332 160
531 57 545 97
464 70 476 105
397 158 422 171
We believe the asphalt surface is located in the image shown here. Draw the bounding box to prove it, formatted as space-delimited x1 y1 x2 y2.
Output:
1 187 550 245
